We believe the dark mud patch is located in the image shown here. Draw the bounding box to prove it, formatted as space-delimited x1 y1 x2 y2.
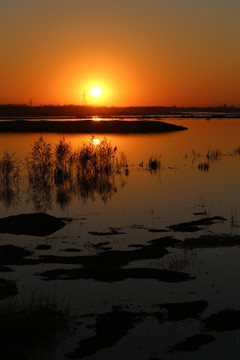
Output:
35 244 52 250
0 213 69 236
148 228 168 233
175 234 240 249
39 266 193 283
128 224 146 230
0 266 12 272
0 278 18 300
168 216 226 232
66 310 146 359
0 245 37 265
204 309 240 331
61 248 82 253
149 237 181 248
91 241 112 250
128 244 144 248
38 237 192 282
170 333 215 352
39 237 175 267
89 228 125 236
193 211 208 216
154 300 208 321
97 246 112 251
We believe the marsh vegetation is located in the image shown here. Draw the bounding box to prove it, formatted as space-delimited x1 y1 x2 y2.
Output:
0 292 71 360
0 136 129 210
0 152 20 208
0 118 240 360
1 135 240 211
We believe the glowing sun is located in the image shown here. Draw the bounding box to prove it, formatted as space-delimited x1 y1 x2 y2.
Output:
90 86 103 98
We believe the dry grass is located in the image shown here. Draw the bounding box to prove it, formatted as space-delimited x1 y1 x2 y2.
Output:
0 292 71 359
0 152 20 208
24 136 129 208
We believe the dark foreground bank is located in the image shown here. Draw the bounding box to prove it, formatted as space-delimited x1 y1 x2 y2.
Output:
0 120 187 133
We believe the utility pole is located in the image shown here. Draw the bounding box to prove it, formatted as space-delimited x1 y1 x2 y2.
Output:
82 90 87 105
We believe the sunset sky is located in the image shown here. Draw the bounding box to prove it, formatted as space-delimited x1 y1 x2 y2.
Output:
1 0 240 107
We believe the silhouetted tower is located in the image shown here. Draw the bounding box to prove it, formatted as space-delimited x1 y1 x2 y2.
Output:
29 98 33 106
82 90 87 105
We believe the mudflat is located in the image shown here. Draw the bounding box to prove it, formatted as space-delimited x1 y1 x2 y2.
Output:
0 120 187 133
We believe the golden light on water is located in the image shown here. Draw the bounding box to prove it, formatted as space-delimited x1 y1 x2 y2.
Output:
92 138 100 146
92 117 102 121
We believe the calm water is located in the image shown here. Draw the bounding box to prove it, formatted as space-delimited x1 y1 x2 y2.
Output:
1 118 240 359
1 118 240 233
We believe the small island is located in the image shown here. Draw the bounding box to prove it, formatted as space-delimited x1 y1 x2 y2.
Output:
0 120 187 133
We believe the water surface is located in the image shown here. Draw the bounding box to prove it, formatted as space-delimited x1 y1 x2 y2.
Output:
0 117 240 359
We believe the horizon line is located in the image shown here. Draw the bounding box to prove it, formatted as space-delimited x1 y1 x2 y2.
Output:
0 104 239 109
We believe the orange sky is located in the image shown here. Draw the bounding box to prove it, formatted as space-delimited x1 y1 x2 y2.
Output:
1 0 240 107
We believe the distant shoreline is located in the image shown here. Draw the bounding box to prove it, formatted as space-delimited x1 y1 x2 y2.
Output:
1 104 240 118
1 113 240 121
0 120 187 134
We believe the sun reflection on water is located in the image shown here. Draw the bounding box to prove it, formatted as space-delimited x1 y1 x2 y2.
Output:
92 138 100 145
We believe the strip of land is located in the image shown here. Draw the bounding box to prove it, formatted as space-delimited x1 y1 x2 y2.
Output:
0 120 187 133
1 104 240 117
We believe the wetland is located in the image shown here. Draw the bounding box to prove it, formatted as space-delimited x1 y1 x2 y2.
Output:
0 117 240 359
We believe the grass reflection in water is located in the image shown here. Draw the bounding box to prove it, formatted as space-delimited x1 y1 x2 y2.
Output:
1 136 129 211
0 152 20 209
1 135 240 211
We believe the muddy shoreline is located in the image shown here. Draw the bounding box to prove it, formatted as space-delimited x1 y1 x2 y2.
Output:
1 212 240 359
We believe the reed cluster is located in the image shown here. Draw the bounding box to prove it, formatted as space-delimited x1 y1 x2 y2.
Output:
24 136 128 209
